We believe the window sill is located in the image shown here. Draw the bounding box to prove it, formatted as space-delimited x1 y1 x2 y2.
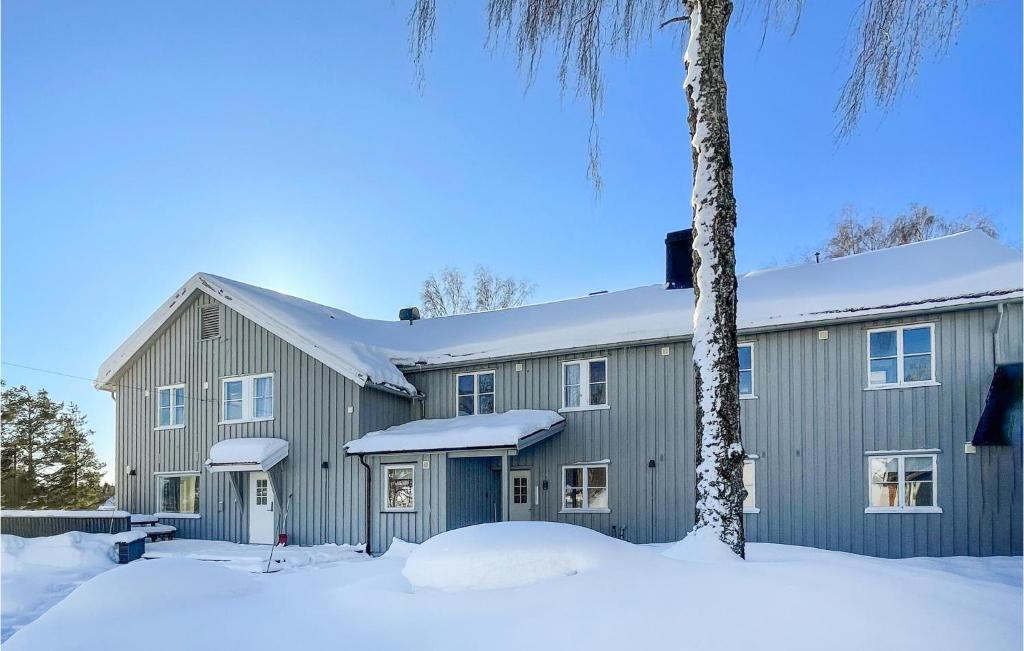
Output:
154 425 186 431
559 508 611 514
218 417 274 426
743 507 760 514
155 512 201 519
558 405 611 414
864 506 942 514
739 394 758 401
864 381 941 391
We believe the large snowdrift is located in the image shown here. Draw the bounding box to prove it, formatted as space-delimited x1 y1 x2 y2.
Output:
403 522 644 590
5 527 1021 651
97 231 1022 397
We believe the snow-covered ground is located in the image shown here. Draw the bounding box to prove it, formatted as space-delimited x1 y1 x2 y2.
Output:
3 523 1021 650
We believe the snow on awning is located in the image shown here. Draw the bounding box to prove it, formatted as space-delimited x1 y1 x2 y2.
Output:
206 438 289 472
344 410 565 455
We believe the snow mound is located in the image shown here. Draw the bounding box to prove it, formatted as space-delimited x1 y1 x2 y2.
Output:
403 521 639 591
380 538 418 560
662 527 742 563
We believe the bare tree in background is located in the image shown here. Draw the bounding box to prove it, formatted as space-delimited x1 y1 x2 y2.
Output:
406 0 975 557
421 266 534 317
820 204 997 259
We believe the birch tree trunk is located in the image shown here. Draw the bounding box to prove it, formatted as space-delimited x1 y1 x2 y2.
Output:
684 0 745 557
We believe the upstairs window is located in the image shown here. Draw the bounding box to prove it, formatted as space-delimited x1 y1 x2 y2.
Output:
456 371 495 416
221 374 274 423
867 324 935 388
156 385 186 429
738 344 754 396
561 358 608 411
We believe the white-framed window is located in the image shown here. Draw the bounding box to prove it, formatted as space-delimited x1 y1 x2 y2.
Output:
738 344 754 397
866 454 940 513
155 472 200 516
560 358 608 411
561 464 609 512
220 374 274 423
156 384 186 429
384 464 415 511
456 371 495 416
743 460 758 513
867 324 936 388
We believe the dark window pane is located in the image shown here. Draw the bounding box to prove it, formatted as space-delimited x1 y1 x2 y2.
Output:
739 370 753 395
564 467 582 487
587 466 607 488
589 360 606 384
478 373 494 393
457 375 475 395
903 354 932 382
870 331 897 358
738 346 752 370
905 481 933 507
589 382 606 406
458 395 475 416
564 488 583 509
903 327 931 355
869 358 898 385
478 393 495 414
904 456 933 481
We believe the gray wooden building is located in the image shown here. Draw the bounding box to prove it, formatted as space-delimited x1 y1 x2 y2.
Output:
96 230 1023 557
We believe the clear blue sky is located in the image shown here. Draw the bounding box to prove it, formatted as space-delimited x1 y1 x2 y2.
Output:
3 1 1021 482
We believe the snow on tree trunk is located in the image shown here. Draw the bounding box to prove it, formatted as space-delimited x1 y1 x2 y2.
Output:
684 0 745 558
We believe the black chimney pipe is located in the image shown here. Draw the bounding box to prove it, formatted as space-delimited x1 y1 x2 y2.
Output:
665 229 694 289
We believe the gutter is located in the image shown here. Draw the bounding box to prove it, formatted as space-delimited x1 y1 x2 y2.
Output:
992 302 1006 366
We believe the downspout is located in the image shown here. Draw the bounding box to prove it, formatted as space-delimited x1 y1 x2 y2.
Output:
358 454 372 555
992 302 1006 367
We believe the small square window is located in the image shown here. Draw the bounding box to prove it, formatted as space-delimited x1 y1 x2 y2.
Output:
560 358 608 411
562 464 609 512
385 465 415 511
157 474 200 514
455 372 495 416
867 454 938 512
867 324 935 388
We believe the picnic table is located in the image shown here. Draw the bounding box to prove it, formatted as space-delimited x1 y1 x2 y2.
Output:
130 514 176 541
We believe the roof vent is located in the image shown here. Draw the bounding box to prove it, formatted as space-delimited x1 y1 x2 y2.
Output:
199 304 221 340
589 290 608 296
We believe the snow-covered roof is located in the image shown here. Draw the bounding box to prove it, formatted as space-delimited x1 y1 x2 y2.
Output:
344 410 566 454
96 231 1022 396
206 438 289 472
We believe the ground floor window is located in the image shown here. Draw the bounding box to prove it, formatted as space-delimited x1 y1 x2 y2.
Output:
743 460 758 513
384 464 415 511
866 453 939 513
562 464 608 512
156 473 200 515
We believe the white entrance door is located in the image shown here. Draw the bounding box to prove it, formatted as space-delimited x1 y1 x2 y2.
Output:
509 470 531 521
248 471 275 544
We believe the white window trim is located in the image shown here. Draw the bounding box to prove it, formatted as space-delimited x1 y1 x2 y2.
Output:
155 471 201 517
743 459 759 514
738 343 756 399
559 463 610 513
219 373 275 424
455 370 496 417
559 358 609 413
865 453 942 514
155 384 186 430
383 464 416 512
865 323 938 389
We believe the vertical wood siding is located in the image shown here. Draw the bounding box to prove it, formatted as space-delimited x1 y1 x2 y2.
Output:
369 453 446 553
113 292 394 546
446 457 501 530
407 302 1023 557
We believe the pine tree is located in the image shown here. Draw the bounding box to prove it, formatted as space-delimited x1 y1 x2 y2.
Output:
1 384 62 508
41 404 106 509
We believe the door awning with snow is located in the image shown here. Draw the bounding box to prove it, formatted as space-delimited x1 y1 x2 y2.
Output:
344 410 565 455
206 438 289 472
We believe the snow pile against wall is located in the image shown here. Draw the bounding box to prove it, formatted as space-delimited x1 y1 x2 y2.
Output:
97 232 1022 396
402 522 648 591
1 533 122 641
345 410 564 454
